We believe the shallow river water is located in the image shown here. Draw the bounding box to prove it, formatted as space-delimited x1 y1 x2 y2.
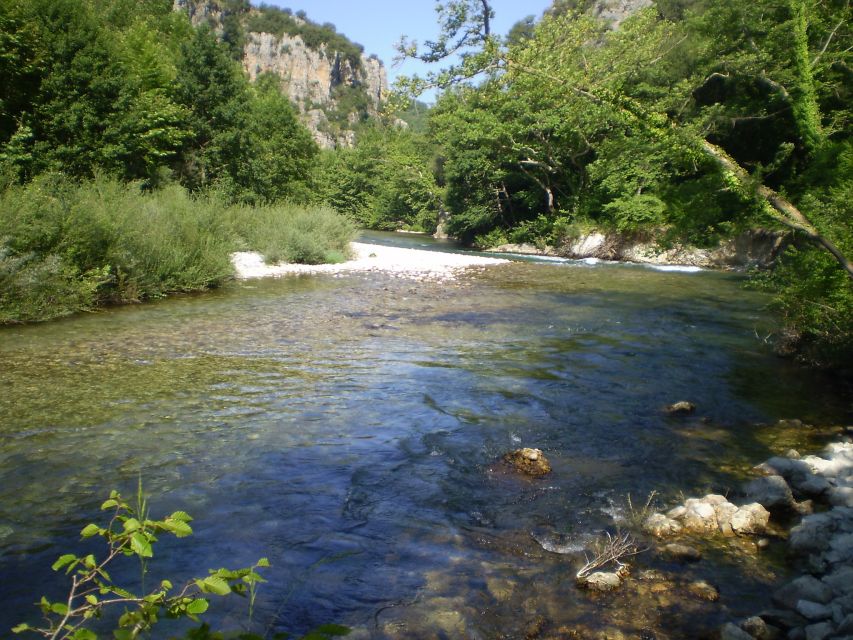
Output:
0 232 849 639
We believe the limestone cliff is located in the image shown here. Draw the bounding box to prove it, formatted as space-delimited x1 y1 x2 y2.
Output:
172 0 387 149
591 0 654 28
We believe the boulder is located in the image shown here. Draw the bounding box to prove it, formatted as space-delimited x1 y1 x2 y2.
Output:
739 616 773 640
789 513 836 555
681 498 718 532
803 621 832 640
579 571 622 592
772 576 833 610
744 475 796 511
730 503 770 535
822 566 853 596
664 401 696 416
758 608 807 631
794 600 832 621
644 513 682 538
503 448 551 477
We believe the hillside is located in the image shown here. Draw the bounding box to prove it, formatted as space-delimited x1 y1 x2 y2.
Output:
173 0 388 148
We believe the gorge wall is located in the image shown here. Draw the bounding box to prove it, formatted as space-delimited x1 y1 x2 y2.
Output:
172 0 388 149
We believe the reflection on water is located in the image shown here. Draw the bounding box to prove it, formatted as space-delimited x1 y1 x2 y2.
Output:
0 248 848 638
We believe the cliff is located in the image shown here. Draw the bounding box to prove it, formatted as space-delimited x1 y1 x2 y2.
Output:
172 0 388 149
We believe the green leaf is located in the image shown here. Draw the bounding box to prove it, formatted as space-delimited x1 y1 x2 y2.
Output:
81 523 100 538
257 557 270 568
168 510 193 522
72 629 97 640
50 602 69 615
101 499 118 510
52 554 77 571
85 594 99 605
186 598 209 614
11 623 30 634
164 518 193 538
122 518 141 532
198 576 231 596
130 532 153 557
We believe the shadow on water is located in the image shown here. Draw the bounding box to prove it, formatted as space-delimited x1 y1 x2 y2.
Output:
0 258 849 638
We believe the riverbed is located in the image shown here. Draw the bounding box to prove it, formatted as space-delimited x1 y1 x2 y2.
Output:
0 232 848 638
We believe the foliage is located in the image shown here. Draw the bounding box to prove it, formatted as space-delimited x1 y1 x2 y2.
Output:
227 202 356 265
12 489 269 640
247 5 365 68
0 174 357 323
319 124 443 232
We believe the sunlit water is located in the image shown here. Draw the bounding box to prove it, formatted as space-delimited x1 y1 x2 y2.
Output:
1 232 849 638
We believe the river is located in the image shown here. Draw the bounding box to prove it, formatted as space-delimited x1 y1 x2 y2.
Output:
0 231 848 638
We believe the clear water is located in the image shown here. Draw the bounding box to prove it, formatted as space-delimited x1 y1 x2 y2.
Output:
0 232 848 638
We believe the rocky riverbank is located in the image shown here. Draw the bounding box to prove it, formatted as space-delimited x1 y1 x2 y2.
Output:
643 431 853 640
485 229 791 270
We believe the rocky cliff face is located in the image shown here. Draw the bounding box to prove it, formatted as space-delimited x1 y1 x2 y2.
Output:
591 0 654 28
173 0 388 149
242 32 387 149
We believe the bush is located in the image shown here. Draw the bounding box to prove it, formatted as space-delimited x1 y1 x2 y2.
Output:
228 203 356 264
0 175 356 323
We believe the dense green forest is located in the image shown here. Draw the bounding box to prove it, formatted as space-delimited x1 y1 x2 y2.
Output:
0 0 850 370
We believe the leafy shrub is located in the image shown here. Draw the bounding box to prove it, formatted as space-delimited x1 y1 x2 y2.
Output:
228 203 356 265
602 193 668 233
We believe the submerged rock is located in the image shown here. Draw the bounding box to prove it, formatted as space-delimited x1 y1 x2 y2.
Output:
664 401 696 416
720 622 754 640
643 513 682 538
661 543 702 563
687 579 719 601
503 448 552 477
578 571 622 592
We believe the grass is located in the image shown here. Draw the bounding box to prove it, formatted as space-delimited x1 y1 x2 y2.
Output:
0 174 356 323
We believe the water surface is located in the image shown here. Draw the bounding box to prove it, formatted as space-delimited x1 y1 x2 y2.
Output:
0 236 848 638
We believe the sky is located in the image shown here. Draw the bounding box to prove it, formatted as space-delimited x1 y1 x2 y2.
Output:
262 0 555 102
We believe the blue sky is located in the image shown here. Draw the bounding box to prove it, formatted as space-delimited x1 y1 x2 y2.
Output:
262 0 555 101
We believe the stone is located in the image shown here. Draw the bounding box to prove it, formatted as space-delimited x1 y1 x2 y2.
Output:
745 475 796 510
795 600 832 621
823 566 853 596
661 543 702 562
837 613 853 634
688 580 719 602
665 401 696 415
773 577 834 610
787 627 806 640
740 616 772 639
682 498 718 532
731 503 771 535
579 571 622 592
790 513 836 554
829 486 853 508
803 621 832 640
644 513 682 538
759 609 808 631
721 623 755 640
503 448 552 477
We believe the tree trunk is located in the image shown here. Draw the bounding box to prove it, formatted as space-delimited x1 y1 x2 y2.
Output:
702 140 853 279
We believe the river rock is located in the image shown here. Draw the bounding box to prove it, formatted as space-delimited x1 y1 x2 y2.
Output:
822 565 853 596
789 513 837 555
837 613 853 635
503 448 551 477
579 571 622 591
661 543 702 562
644 513 682 537
794 600 832 621
744 475 796 511
759 608 808 631
681 497 718 532
731 503 771 535
773 576 833 610
803 621 833 640
740 616 774 639
688 580 719 601
664 401 696 416
721 623 754 640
